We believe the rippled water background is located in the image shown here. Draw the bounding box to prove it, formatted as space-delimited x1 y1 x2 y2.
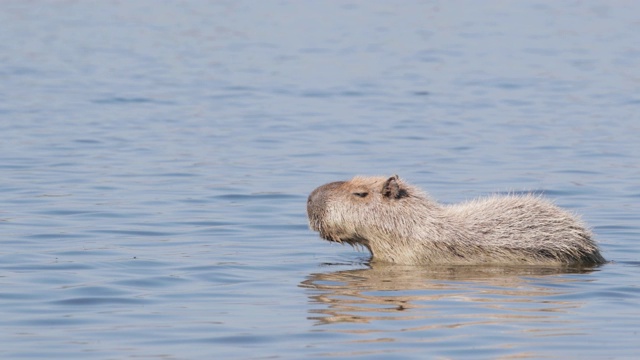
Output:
2 1 639 359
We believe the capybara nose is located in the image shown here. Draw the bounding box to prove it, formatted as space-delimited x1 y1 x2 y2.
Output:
307 181 344 215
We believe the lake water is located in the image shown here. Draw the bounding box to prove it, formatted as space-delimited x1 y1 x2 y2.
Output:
1 1 639 359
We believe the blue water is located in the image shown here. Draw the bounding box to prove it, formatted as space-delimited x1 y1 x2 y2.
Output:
1 1 639 358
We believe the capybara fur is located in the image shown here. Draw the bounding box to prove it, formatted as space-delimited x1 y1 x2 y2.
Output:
307 175 605 265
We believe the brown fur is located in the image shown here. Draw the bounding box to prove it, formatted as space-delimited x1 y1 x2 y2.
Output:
307 175 605 265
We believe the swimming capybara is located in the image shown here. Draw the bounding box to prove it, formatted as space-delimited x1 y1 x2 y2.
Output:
307 175 605 265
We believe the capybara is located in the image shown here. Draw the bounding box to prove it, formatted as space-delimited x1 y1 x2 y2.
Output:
307 175 605 265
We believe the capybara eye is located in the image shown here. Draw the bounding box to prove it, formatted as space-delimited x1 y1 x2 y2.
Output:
353 192 368 198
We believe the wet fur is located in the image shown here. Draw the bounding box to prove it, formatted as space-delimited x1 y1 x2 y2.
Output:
307 176 605 265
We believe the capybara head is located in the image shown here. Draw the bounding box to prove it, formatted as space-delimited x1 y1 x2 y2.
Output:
307 175 432 249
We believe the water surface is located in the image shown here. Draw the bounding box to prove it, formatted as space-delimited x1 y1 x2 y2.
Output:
1 1 639 359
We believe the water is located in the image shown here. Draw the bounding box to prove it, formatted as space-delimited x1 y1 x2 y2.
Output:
1 1 639 358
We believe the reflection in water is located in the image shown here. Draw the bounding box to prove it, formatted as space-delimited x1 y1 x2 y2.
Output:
301 264 599 357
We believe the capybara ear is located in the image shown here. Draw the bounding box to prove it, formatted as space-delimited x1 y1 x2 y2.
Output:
382 175 408 199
